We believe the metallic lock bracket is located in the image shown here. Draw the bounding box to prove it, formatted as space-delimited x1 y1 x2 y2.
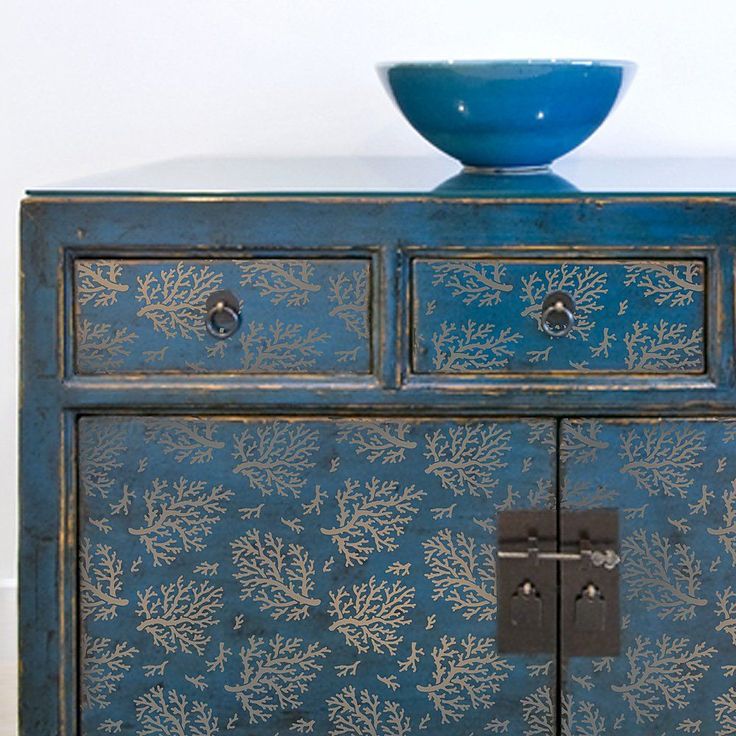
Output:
497 509 620 657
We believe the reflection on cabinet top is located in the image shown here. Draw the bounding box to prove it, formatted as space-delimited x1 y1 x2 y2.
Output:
28 155 736 197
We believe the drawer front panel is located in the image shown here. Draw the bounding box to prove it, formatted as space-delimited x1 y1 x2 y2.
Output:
560 418 736 733
78 416 557 735
412 259 706 375
73 258 371 375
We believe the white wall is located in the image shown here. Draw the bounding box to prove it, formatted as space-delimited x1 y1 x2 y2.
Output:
2 0 735 583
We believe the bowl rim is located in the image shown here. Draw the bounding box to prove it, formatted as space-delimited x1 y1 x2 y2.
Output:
376 58 637 72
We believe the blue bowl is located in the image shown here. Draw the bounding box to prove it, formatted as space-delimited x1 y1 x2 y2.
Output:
378 59 636 170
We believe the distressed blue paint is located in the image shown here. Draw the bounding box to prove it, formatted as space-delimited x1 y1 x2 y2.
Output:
18 176 736 736
79 416 556 734
561 418 736 733
413 258 705 374
74 259 371 375
24 198 736 250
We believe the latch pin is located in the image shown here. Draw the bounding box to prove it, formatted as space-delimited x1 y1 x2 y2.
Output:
497 544 620 570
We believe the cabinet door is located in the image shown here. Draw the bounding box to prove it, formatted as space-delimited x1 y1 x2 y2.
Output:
560 418 736 733
78 416 557 735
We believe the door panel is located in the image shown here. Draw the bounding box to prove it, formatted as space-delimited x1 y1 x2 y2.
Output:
78 416 557 735
560 418 736 734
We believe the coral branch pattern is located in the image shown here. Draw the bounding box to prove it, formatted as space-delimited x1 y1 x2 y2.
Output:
79 416 736 733
79 416 556 735
561 418 736 734
413 259 705 374
73 258 371 374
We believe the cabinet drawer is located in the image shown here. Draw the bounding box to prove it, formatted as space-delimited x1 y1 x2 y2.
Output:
73 258 372 375
412 258 706 375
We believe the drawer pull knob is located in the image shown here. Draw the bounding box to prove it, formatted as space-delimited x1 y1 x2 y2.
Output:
205 290 241 339
541 290 576 338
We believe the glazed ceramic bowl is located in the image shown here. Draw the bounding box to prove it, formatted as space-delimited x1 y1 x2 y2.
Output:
378 59 636 170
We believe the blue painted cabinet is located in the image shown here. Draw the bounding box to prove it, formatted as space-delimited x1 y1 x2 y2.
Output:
18 162 736 735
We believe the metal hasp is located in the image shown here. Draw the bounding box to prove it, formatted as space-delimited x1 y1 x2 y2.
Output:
497 509 620 657
497 510 558 654
561 509 620 657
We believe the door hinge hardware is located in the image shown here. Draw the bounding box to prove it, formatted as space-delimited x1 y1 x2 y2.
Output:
497 539 620 570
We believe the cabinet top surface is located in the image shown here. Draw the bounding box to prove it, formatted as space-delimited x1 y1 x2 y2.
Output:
27 155 736 198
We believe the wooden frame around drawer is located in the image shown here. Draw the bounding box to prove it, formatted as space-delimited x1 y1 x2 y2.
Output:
401 244 725 394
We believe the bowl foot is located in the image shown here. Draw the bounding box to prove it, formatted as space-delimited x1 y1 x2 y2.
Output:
462 164 552 175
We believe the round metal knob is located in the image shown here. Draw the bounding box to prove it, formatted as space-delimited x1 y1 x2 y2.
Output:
205 290 241 339
540 290 576 338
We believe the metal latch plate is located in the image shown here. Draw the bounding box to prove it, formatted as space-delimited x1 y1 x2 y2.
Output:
497 510 557 654
497 509 620 657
